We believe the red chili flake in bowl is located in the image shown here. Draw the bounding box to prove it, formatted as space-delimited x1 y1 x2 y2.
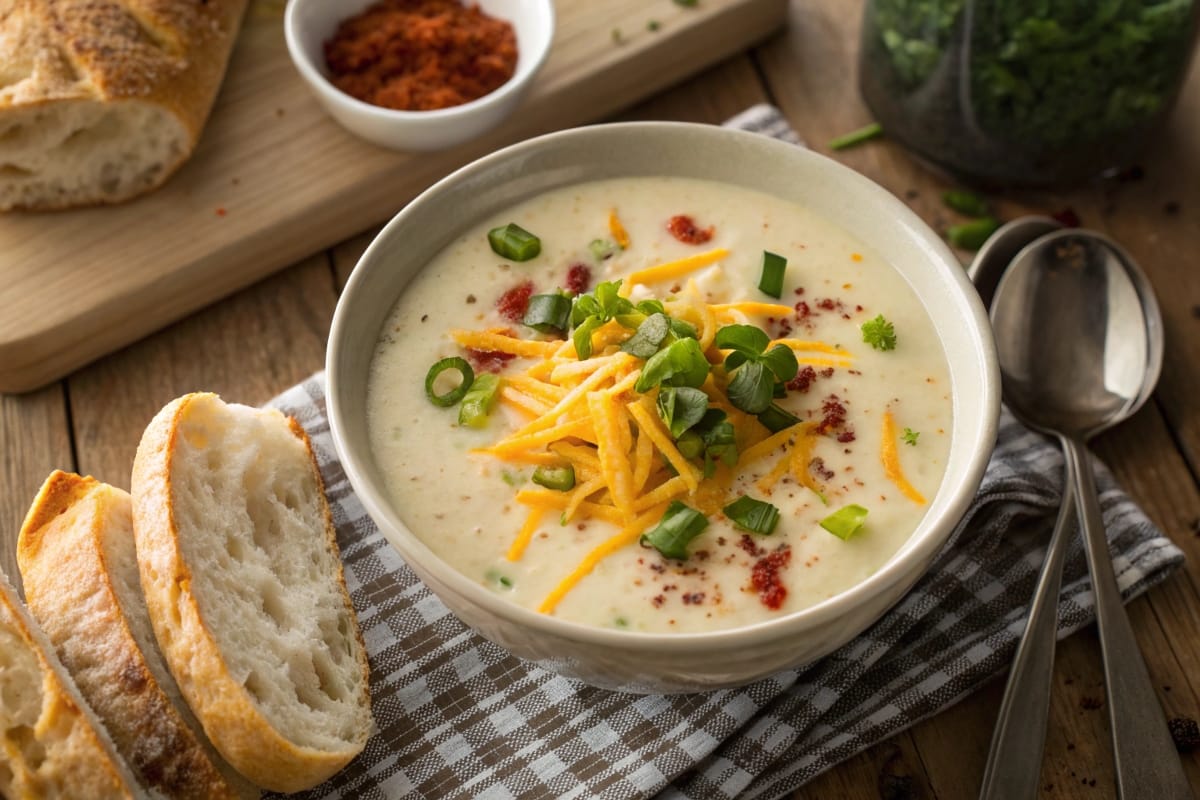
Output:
324 0 518 112
565 263 591 295
786 366 819 393
496 280 534 322
667 215 714 244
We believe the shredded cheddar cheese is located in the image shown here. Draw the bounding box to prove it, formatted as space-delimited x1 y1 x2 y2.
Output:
881 410 927 504
449 329 560 358
623 248 729 290
609 209 631 249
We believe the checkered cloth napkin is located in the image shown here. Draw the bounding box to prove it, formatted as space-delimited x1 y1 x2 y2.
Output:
266 106 1184 800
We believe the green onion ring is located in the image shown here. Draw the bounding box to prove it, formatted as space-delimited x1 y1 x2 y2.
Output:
425 357 474 407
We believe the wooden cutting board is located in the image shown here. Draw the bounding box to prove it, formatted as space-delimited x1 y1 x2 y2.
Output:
0 0 786 393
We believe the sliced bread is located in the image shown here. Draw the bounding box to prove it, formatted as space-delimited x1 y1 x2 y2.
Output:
16 470 259 800
0 565 146 799
131 393 372 793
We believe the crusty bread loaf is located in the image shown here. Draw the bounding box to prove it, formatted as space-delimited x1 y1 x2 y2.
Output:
0 565 146 799
131 393 372 793
16 470 260 800
0 0 248 211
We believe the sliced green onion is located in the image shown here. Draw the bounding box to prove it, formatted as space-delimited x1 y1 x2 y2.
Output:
634 337 710 392
758 251 787 298
656 386 709 438
641 501 709 560
757 403 801 433
532 465 576 491
589 238 618 261
425 357 474 407
458 373 501 427
523 293 572 334
723 495 781 535
488 223 541 261
828 122 883 151
942 189 989 217
946 217 1001 251
820 504 869 540
621 313 671 358
726 361 774 414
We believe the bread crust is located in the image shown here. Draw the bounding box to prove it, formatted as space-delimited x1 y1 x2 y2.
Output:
0 567 143 800
131 393 371 793
16 470 255 800
0 0 249 210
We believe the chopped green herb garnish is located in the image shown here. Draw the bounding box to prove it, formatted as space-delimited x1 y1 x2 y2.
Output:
589 238 619 261
714 324 799 413
947 217 1001 251
757 403 802 433
861 314 897 351
634 337 710 392
571 280 636 359
620 313 671 358
532 465 576 491
656 386 709 438
641 501 708 560
424 357 474 407
820 504 869 540
726 361 775 415
758 251 787 298
523 293 572 334
647 19 661 31
669 317 699 340
614 616 629 628
722 495 781 535
828 122 883 150
487 223 541 261
458 373 500 427
902 427 920 446
942 189 989 217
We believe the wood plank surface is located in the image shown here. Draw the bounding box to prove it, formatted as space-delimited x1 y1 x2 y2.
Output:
0 0 1197 796
0 0 787 394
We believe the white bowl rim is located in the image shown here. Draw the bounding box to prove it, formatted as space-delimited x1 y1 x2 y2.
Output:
327 120 1001 655
283 0 556 123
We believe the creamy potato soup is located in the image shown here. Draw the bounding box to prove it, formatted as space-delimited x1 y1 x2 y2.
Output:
367 177 952 633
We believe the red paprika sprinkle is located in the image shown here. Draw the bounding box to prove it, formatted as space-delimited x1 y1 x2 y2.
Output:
667 215 715 245
324 0 518 112
496 280 534 322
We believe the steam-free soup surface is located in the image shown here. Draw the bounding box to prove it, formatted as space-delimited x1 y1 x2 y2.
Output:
368 177 951 633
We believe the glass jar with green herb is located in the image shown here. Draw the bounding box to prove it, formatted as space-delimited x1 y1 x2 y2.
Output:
859 0 1199 187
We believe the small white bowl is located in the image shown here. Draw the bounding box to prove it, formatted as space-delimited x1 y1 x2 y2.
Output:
327 123 1001 693
284 0 554 151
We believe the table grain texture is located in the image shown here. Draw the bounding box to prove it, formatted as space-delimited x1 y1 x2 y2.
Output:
2 0 1198 797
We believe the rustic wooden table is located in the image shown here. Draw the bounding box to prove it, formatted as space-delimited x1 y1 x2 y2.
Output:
2 1 1197 796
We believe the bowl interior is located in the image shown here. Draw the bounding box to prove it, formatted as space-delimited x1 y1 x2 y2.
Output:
328 122 999 647
286 0 554 117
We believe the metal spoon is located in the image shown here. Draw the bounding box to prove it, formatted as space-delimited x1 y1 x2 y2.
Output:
966 215 1062 308
986 229 1188 798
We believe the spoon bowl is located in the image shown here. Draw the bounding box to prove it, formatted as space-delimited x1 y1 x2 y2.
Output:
990 230 1163 437
967 215 1062 308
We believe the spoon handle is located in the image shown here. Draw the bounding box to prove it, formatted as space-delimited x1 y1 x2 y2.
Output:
1062 437 1194 799
979 462 1076 800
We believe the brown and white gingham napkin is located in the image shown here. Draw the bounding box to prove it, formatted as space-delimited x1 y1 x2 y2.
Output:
265 106 1184 800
